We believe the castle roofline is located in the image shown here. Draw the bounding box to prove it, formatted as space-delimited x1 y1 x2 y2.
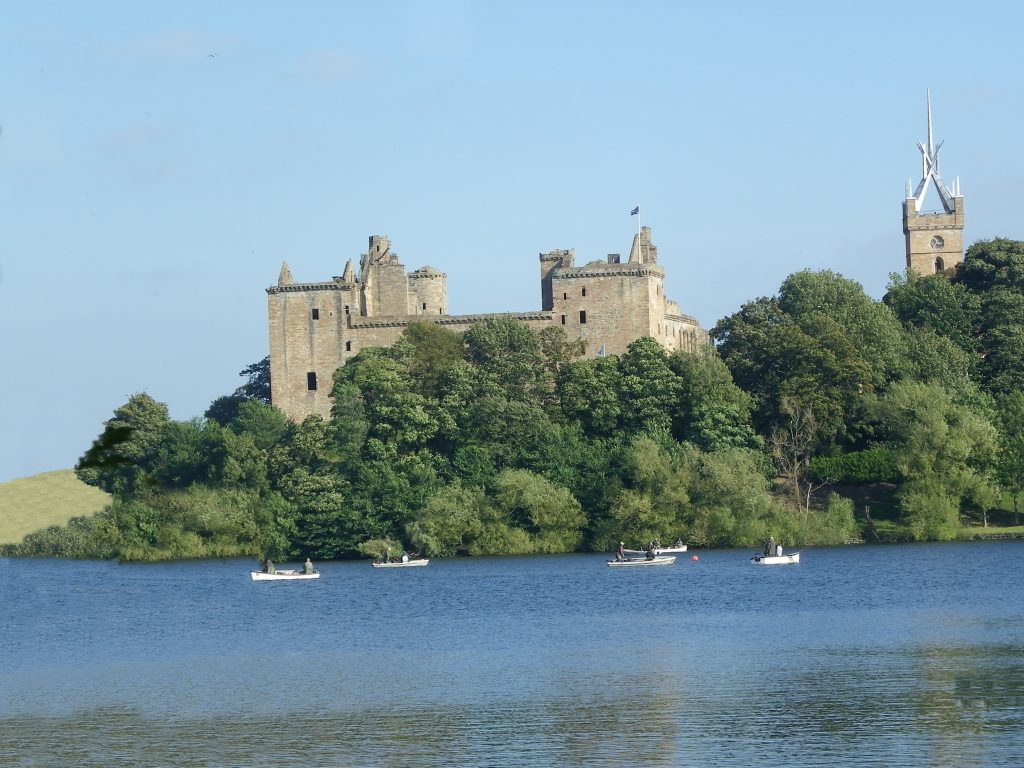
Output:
409 265 445 278
552 263 665 279
266 279 355 294
349 310 554 329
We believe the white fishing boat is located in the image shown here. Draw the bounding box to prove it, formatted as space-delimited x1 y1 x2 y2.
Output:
623 545 687 556
750 552 800 565
250 569 320 581
607 555 677 567
372 558 429 568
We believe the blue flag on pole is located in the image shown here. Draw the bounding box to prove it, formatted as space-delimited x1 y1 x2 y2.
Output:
630 206 639 215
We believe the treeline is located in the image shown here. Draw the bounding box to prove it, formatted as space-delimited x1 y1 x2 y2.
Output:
8 238 1024 560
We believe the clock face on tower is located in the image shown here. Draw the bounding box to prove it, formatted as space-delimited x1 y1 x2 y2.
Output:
930 235 945 250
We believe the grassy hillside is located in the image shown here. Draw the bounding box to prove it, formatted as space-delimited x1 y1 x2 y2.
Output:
0 470 111 545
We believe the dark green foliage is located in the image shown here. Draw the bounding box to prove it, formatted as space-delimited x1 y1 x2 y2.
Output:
76 393 171 496
808 448 899 484
885 270 980 359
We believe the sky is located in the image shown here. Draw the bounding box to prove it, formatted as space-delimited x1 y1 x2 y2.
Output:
2 0 1023 483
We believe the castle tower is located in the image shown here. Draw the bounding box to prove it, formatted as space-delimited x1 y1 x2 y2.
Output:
902 92 965 275
359 235 407 316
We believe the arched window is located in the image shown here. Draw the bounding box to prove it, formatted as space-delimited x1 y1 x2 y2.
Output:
935 257 945 273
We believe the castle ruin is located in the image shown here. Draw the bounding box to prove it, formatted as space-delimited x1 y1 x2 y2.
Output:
267 227 707 420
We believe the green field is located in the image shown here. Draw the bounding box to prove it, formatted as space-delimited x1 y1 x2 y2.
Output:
0 470 111 545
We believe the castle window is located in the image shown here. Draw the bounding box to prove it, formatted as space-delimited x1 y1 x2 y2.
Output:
563 292 567 300
561 314 566 325
935 257 945 272
311 308 319 320
345 341 352 352
582 287 587 297
579 310 587 324
422 302 427 311
344 305 350 315
307 372 317 391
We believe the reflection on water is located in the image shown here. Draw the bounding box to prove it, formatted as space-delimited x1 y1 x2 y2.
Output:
1 542 1022 767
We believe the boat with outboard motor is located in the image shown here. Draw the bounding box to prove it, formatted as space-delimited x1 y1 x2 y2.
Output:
607 555 677 567
750 552 800 565
372 558 429 568
250 569 320 581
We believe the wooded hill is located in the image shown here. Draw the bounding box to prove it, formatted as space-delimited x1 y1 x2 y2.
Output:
6 238 1023 561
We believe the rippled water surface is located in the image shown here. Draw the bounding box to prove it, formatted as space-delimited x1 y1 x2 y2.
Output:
2 541 1022 767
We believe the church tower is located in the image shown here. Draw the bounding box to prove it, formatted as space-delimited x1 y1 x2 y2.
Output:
902 91 965 275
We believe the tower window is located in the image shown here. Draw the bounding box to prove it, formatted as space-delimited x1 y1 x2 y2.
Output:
579 310 587 324
344 305 350 315
935 257 945 272
561 314 566 325
582 287 587 297
307 372 318 391
311 308 319 320
563 292 567 300
345 341 352 352
422 302 427 311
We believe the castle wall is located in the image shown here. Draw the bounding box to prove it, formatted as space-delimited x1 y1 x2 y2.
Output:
268 282 355 419
549 261 660 357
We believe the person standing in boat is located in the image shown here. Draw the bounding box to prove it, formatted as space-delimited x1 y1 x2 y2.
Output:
646 542 657 560
263 558 276 574
615 542 626 562
400 551 409 563
764 536 776 557
303 557 315 574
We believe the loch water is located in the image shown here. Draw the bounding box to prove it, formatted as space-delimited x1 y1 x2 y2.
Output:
1 541 1022 767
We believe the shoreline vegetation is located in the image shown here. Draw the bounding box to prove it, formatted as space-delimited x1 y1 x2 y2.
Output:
5 240 1024 562
2 468 1020 562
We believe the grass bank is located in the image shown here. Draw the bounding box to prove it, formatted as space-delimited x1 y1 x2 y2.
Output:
0 470 111 545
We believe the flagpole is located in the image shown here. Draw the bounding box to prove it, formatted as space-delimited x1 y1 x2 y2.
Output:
638 206 642 262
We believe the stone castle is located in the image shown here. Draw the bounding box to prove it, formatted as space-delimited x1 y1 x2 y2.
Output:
267 227 706 420
267 94 966 421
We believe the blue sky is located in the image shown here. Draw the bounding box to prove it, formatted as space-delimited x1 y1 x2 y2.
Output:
2 0 1022 483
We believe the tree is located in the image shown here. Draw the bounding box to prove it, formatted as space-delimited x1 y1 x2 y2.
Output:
463 317 551 403
406 484 488 557
397 322 465 399
491 469 586 553
616 337 680 435
769 397 821 514
558 357 621 437
230 400 290 451
995 391 1024 524
978 289 1024 395
953 238 1024 295
76 393 172 497
669 347 759 451
206 357 272 426
779 270 910 389
592 436 693 550
236 356 272 403
884 270 980 360
869 381 999 539
339 352 439 461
